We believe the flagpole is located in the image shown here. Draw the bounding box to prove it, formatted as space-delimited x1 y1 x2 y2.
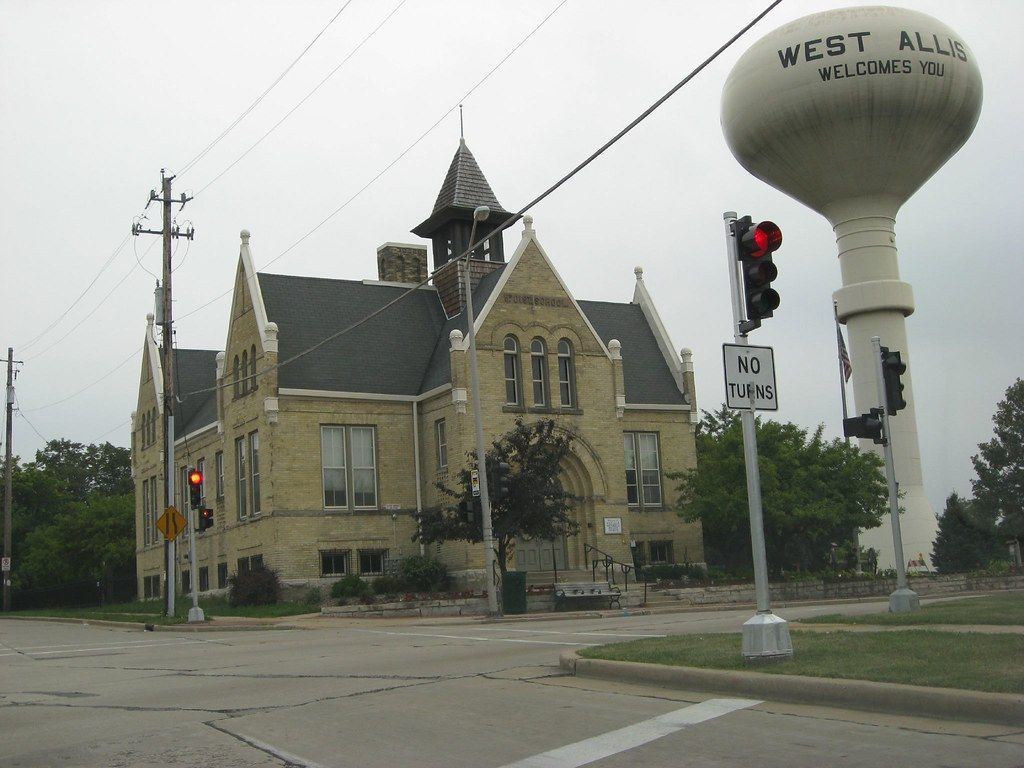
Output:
835 301 861 572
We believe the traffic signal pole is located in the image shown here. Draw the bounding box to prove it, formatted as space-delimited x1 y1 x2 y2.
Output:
185 472 204 622
724 211 792 659
870 336 919 613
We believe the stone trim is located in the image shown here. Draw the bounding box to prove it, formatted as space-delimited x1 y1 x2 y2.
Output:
278 383 451 402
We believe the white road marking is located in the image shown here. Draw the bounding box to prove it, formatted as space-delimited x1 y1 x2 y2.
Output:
0 639 207 657
470 627 666 638
353 629 594 646
500 698 762 768
8 638 196 652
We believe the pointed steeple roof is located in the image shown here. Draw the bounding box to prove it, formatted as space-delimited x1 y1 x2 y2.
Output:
412 139 515 237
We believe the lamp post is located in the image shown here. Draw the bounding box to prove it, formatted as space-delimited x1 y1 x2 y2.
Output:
462 205 500 616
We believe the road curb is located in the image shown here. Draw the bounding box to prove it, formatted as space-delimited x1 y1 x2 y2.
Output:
0 615 298 632
559 650 1024 727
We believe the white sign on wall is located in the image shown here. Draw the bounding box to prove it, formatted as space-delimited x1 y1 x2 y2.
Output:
722 343 778 411
603 517 623 535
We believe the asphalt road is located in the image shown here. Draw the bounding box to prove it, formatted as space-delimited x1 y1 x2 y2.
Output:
2 600 1022 768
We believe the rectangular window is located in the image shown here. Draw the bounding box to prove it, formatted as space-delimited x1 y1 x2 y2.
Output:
150 474 159 543
436 418 448 471
250 554 263 570
217 562 228 589
359 548 388 575
649 540 673 564
182 570 191 593
143 574 160 598
351 427 377 509
624 432 662 508
238 556 250 575
142 479 151 545
249 432 261 515
181 466 190 515
321 426 378 509
215 451 225 499
321 426 348 508
320 550 350 576
198 566 209 592
236 436 248 520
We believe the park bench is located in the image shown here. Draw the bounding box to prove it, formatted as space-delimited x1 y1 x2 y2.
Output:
554 581 621 611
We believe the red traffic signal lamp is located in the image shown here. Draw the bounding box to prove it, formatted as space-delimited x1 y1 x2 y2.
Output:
198 507 214 532
187 468 203 509
733 216 782 333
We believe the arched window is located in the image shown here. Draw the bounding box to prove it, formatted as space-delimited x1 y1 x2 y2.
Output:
503 335 521 405
142 411 149 447
241 350 249 394
233 355 241 397
530 338 547 407
249 344 257 391
558 339 575 407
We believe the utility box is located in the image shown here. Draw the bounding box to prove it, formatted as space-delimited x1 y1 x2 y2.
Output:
502 571 527 615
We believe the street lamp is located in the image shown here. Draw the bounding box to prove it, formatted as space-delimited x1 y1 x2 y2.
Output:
462 205 500 615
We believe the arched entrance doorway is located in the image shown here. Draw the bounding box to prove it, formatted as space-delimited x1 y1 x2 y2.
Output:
513 450 594 572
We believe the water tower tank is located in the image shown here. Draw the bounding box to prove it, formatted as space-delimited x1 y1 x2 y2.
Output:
721 6 983 568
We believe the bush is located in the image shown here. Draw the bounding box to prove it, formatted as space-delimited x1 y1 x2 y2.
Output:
399 555 449 592
330 574 370 600
640 563 706 582
227 565 282 607
372 575 403 596
303 586 323 606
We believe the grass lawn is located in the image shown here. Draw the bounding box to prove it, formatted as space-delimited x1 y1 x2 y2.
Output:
803 592 1024 626
10 596 319 625
578 630 1024 694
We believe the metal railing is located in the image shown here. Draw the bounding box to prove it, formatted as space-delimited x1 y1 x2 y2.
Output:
583 543 648 605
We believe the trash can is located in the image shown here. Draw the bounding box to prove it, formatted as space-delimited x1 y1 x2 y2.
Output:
502 571 527 615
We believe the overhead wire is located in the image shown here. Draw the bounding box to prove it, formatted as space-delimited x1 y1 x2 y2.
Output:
177 0 567 324
22 348 141 412
194 0 408 196
177 0 784 402
177 0 356 178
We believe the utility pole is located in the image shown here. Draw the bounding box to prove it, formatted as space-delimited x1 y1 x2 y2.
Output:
2 348 21 612
133 170 193 618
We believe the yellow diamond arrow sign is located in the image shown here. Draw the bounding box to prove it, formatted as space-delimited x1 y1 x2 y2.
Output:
156 505 187 541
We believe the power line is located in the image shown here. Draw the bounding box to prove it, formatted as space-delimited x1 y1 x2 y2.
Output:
177 0 567 324
17 233 131 351
22 349 141 412
178 0 783 402
177 0 355 178
194 0 408 196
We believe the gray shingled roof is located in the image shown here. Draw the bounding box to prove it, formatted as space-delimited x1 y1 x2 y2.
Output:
258 273 448 396
578 301 687 405
174 349 219 438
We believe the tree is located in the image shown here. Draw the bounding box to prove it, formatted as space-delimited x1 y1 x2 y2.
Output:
931 492 1000 573
971 379 1024 551
414 419 579 576
672 406 889 574
33 439 132 498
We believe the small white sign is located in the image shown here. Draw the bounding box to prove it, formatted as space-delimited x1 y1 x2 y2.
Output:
723 343 778 411
383 503 401 511
603 517 623 535
470 469 480 497
1 557 10 572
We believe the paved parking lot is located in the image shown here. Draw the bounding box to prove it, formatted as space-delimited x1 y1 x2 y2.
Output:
2 601 1022 767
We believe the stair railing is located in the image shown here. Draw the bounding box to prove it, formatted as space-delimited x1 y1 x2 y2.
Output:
583 543 648 605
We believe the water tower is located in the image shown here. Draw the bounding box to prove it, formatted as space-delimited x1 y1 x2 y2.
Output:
721 6 983 568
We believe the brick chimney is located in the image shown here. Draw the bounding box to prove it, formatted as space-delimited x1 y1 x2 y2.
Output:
376 243 428 284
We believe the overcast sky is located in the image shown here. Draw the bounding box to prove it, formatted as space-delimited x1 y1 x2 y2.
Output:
1 0 1021 516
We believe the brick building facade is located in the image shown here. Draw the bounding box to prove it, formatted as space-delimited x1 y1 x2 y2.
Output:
132 141 703 597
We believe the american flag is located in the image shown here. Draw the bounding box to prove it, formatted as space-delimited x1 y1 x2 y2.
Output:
837 326 852 382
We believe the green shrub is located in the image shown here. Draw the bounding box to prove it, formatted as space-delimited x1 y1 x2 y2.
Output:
303 586 323 606
372 575 403 596
399 555 450 592
227 564 282 607
330 574 370 600
641 563 706 581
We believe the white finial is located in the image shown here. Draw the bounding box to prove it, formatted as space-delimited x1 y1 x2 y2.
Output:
609 339 622 360
523 215 534 234
680 347 693 372
146 312 154 327
266 321 278 337
634 266 644 280
449 329 464 348
240 229 251 244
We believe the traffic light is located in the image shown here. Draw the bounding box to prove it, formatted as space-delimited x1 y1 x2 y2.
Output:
187 468 203 509
733 215 782 333
491 461 512 503
880 346 907 415
458 497 481 525
198 507 214 532
843 407 885 444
